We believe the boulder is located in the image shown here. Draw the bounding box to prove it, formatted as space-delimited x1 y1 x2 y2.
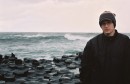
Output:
13 69 28 77
32 59 40 66
15 59 22 65
4 73 15 82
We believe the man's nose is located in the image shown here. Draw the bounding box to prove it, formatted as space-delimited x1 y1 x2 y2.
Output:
104 23 109 27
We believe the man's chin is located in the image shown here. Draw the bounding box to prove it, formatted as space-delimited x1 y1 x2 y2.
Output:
104 31 110 34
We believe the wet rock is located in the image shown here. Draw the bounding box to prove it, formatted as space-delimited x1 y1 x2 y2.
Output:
55 62 65 67
48 71 58 76
0 54 3 64
61 55 68 62
76 52 83 56
67 63 77 69
0 67 11 75
75 74 80 79
32 59 40 66
36 76 45 82
53 57 61 63
59 76 72 84
0 81 5 84
44 73 51 79
36 65 44 70
76 52 83 62
75 55 81 61
11 53 15 58
8 64 16 69
44 64 53 73
49 76 60 83
15 65 26 69
62 73 75 79
15 59 22 65
36 72 44 76
2 59 9 64
0 54 3 59
24 81 40 84
15 78 26 84
9 53 17 62
72 78 81 84
39 59 46 64
58 69 70 74
28 69 35 75
39 59 52 64
24 63 32 69
0 53 82 83
65 59 72 64
9 57 16 62
4 73 15 82
42 79 50 83
13 69 28 77
0 74 4 80
4 55 9 59
24 58 32 63
62 55 68 59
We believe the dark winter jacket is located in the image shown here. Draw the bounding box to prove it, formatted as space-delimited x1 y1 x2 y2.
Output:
80 30 130 84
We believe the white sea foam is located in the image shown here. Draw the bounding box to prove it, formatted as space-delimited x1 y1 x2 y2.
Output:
15 34 47 38
0 32 98 59
64 33 90 41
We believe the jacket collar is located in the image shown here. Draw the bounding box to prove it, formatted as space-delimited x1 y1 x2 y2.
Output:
102 30 118 41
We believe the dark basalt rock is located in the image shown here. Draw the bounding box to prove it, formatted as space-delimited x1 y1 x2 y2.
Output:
0 54 3 64
4 73 15 82
28 69 35 75
15 59 22 65
36 65 44 70
8 64 16 69
32 59 40 66
48 71 58 76
9 53 17 62
24 58 32 63
65 59 72 64
0 81 5 84
15 78 26 84
72 79 81 84
49 76 60 82
13 69 29 77
0 53 81 83
4 55 9 59
75 73 80 79
62 73 75 79
0 74 4 80
2 59 9 64
67 63 77 69
58 69 70 74
55 62 65 67
59 76 72 83
53 57 61 63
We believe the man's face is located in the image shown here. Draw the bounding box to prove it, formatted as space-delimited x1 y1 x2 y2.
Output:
100 20 115 36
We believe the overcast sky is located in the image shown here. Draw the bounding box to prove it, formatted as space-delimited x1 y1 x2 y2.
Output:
0 0 130 32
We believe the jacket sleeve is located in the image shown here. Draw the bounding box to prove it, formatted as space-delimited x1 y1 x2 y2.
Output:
124 38 130 84
80 40 94 84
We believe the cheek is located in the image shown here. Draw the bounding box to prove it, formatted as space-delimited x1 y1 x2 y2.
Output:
110 24 115 28
101 26 104 30
101 28 104 31
110 26 115 30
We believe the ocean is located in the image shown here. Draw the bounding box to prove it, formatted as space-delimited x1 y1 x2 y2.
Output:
0 32 129 60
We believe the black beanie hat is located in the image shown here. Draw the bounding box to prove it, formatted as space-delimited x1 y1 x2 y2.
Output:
99 11 116 27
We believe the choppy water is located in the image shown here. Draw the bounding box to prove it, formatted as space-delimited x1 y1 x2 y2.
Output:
0 32 129 60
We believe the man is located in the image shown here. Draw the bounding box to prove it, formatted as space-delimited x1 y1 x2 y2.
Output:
80 11 130 84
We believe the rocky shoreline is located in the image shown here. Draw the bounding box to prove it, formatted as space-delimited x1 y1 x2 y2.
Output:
0 52 82 84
